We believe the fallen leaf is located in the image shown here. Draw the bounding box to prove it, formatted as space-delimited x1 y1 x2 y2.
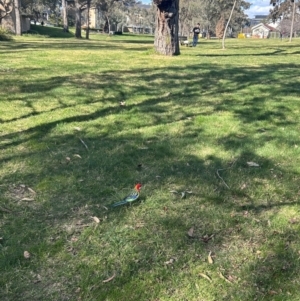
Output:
135 222 145 229
187 227 194 237
240 183 247 190
24 251 31 259
66 157 71 161
33 274 42 284
247 161 260 167
119 101 126 106
199 272 212 282
20 198 35 201
268 290 277 295
92 216 100 223
243 211 249 216
208 251 213 264
74 127 81 131
103 273 116 283
75 288 81 293
169 190 178 194
218 271 231 283
73 154 82 159
164 258 175 265
201 234 214 243
27 187 36 194
289 218 299 224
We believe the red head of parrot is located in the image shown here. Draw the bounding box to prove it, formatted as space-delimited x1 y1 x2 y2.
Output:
135 183 142 192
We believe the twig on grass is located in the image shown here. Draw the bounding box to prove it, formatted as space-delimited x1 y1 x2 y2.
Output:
216 160 237 189
103 273 116 283
79 138 89 151
0 206 12 213
216 168 230 189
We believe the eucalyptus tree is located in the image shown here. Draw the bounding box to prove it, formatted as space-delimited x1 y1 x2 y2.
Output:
270 0 299 41
126 2 155 33
222 0 236 49
14 0 21 34
153 0 180 55
95 0 135 33
0 0 13 24
62 0 68 31
198 0 219 37
141 3 156 33
179 0 201 36
197 0 249 38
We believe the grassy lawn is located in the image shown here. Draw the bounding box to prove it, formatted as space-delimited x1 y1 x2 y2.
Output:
1 26 300 301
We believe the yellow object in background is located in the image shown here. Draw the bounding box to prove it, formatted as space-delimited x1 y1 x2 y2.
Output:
238 33 246 39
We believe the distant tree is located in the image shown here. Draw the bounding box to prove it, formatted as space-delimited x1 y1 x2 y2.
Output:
14 0 21 35
62 0 68 32
177 0 249 39
0 0 13 24
179 0 201 37
270 0 299 41
222 0 236 49
216 15 225 39
96 0 135 33
279 15 300 36
74 0 85 37
270 0 296 21
153 0 180 56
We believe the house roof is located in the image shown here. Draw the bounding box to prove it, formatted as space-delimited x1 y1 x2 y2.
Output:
264 24 278 31
252 22 279 32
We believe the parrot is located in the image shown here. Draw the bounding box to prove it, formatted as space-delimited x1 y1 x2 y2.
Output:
110 183 142 208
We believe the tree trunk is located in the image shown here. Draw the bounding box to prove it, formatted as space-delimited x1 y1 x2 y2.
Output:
0 1 13 25
222 0 236 49
153 0 180 56
289 0 296 43
85 0 91 39
104 14 110 34
62 0 69 32
75 0 82 38
14 0 21 35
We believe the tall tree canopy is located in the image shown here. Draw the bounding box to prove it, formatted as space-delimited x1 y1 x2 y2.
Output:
270 0 299 41
0 0 13 24
270 0 298 21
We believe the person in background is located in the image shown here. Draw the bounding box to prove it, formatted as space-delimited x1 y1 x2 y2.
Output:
192 23 201 47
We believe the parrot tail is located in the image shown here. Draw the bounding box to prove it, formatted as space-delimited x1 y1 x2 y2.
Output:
110 200 128 207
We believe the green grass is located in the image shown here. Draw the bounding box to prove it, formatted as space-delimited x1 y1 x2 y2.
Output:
1 25 300 301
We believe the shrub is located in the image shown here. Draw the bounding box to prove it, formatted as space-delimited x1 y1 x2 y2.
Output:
0 27 13 41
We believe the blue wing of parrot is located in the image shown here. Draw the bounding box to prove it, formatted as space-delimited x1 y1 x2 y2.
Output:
110 191 140 207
